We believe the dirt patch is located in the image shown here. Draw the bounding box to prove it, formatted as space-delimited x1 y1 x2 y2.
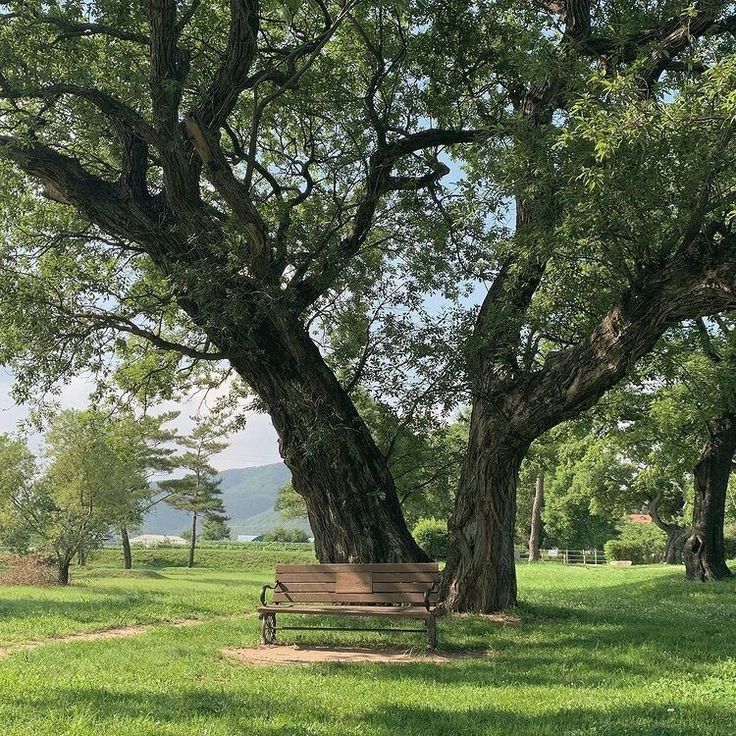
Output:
0 617 208 659
222 644 492 666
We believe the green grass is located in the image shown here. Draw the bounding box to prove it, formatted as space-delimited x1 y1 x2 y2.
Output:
0 558 734 735
87 541 316 569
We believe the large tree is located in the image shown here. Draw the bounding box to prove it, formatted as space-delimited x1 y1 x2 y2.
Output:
425 1 736 611
0 1 481 562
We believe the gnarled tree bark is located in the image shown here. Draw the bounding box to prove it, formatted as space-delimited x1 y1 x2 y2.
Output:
221 310 427 562
444 405 528 611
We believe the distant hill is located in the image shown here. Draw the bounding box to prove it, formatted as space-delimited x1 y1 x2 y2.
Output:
141 463 310 537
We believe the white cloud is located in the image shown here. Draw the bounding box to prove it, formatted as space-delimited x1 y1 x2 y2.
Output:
0 369 282 470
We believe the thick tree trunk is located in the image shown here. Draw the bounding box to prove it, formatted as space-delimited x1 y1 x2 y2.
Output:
442 401 529 612
58 556 71 585
220 311 428 564
121 526 132 570
528 470 545 562
188 513 197 569
685 413 736 581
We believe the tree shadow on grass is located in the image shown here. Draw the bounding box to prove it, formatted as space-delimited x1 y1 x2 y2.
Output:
268 570 736 688
362 702 735 736
3 684 734 736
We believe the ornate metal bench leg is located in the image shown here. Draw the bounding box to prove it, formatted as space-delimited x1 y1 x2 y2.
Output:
426 616 437 650
261 614 276 645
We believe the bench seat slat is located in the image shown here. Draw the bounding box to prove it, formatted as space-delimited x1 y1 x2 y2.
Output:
277 572 438 584
259 605 434 619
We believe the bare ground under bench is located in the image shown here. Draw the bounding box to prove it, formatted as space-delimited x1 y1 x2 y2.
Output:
222 644 493 665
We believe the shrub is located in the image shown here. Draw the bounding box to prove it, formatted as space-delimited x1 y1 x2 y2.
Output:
203 519 231 541
260 527 310 543
0 554 57 586
604 522 666 565
412 517 448 560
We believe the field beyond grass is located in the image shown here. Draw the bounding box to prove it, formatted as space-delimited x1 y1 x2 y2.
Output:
0 552 734 735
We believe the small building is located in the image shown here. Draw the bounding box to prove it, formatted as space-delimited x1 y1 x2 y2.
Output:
129 534 188 547
237 535 264 543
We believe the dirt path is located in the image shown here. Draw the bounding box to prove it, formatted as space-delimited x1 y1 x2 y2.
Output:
0 617 232 659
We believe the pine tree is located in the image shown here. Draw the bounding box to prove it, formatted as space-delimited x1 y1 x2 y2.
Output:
160 415 229 568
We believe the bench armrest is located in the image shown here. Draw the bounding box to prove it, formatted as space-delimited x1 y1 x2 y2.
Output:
424 581 438 611
260 581 281 606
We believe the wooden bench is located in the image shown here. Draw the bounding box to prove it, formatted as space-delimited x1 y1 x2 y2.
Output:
258 563 441 649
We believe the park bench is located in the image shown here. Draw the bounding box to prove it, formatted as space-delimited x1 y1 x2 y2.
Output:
258 562 441 649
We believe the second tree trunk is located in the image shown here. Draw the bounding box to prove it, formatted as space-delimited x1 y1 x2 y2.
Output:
441 401 528 612
685 413 736 581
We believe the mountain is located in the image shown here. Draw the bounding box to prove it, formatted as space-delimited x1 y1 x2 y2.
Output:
141 463 310 537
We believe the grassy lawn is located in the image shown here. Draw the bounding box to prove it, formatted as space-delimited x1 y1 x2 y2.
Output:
0 556 734 735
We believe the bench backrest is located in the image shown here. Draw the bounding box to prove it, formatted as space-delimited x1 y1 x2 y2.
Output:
273 563 440 606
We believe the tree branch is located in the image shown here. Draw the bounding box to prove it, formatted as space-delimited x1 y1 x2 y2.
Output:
147 0 186 134
196 0 260 129
3 13 150 45
184 115 269 275
68 311 227 361
512 233 736 437
293 127 485 307
0 135 170 248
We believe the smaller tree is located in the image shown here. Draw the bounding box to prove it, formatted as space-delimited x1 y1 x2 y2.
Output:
412 518 448 560
0 434 41 554
117 411 180 570
160 474 226 568
159 413 230 568
0 411 148 584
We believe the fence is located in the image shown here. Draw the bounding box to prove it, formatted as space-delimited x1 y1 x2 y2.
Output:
517 548 607 565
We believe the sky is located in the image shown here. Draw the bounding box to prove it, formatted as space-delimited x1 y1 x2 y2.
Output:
0 368 283 470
